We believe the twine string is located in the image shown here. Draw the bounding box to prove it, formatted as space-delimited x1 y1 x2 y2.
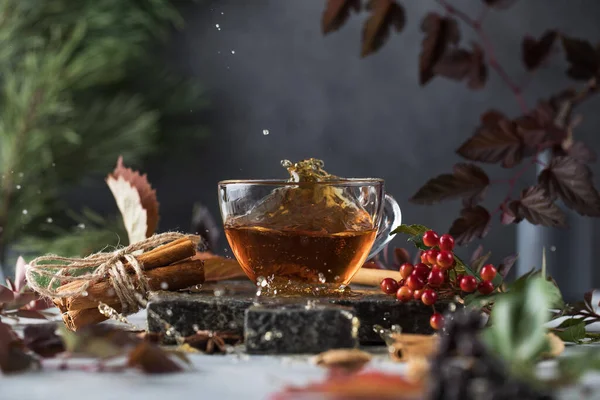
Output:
25 232 188 314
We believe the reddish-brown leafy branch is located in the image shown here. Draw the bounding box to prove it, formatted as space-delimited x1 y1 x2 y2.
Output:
436 0 528 112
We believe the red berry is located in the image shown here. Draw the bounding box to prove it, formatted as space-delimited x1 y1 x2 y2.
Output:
421 289 438 305
396 286 413 302
406 275 426 291
413 289 423 300
438 234 455 251
420 251 429 264
399 263 414 279
422 230 439 247
460 276 478 293
480 264 497 282
478 280 495 295
412 263 430 280
436 250 454 269
430 313 444 330
427 267 445 287
426 249 440 265
380 278 399 295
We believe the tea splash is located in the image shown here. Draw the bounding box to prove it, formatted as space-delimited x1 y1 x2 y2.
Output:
224 159 377 295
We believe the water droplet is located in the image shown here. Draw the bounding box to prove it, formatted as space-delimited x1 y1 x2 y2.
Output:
280 159 292 168
391 324 402 334
166 309 173 316
273 330 283 339
550 246 557 252
318 273 326 283
214 288 225 297
449 302 457 312
15 185 21 190
263 331 273 341
215 23 220 28
334 275 340 281
46 217 53 223
22 209 28 215
228 321 237 329
52 163 56 167
231 50 235 54
327 269 332 273
192 324 199 331
262 129 269 135
77 223 85 229
18 172 23 178
81 291 88 297
193 284 203 290
221 11 224 15
160 282 169 290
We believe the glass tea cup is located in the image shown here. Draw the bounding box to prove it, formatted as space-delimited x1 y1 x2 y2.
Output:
218 178 401 294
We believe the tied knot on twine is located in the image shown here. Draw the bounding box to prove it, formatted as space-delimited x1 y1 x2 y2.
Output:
25 232 189 315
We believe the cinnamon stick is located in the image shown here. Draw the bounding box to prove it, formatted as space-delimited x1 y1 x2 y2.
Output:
62 259 205 311
63 309 108 331
352 268 403 287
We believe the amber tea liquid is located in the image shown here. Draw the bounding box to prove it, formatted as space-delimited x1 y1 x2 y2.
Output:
224 225 376 293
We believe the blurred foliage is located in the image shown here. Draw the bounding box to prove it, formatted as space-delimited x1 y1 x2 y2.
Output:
0 0 207 270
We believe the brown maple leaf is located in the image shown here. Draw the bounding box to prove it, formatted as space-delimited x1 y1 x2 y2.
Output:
448 205 492 245
522 30 558 70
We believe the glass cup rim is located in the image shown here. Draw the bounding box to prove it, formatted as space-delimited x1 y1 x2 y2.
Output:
218 178 384 186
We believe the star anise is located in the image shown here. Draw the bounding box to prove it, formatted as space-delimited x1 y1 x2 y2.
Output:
184 330 241 354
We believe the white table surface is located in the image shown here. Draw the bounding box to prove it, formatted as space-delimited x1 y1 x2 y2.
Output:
3 311 600 400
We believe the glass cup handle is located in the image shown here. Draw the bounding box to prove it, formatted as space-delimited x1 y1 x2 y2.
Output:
368 194 402 259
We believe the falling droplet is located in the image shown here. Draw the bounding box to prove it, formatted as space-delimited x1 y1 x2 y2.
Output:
215 23 220 28
77 223 85 229
318 273 326 283
214 288 225 297
263 331 273 341
15 185 21 190
52 163 56 167
81 291 88 297
231 50 235 54
160 282 169 290
262 129 269 135
166 309 173 316
22 209 28 215
18 172 24 177
192 324 199 331
46 217 53 223
550 245 557 252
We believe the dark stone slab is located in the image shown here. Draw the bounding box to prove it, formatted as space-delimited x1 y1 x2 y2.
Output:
147 281 454 344
244 304 358 354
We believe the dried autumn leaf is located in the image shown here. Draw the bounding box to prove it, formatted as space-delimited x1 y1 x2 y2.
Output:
538 156 600 217
510 186 567 227
448 205 491 245
22 323 65 358
497 254 518 277
194 252 247 281
361 0 405 58
272 371 423 400
0 322 37 374
127 341 183 374
107 156 159 242
419 12 460 85
410 163 489 205
561 36 600 80
567 141 597 164
314 349 372 374
457 111 523 168
482 0 518 8
522 30 557 70
322 0 361 34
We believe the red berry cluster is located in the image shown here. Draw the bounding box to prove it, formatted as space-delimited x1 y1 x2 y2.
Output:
379 230 498 331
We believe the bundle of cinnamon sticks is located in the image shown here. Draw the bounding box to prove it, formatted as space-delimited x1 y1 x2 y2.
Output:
53 236 204 331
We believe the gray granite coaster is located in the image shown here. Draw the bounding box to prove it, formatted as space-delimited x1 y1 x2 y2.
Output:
244 304 358 354
147 281 453 346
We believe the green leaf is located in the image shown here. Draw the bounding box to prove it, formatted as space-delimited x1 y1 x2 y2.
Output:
552 318 586 343
391 224 430 237
483 276 560 369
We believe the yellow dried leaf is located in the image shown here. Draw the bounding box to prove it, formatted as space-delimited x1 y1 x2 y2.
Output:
107 156 159 240
542 332 565 358
106 175 148 244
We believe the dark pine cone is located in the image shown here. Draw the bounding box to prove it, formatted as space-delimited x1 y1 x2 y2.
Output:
427 309 553 400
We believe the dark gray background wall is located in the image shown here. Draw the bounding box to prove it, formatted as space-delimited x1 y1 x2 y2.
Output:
83 0 600 288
